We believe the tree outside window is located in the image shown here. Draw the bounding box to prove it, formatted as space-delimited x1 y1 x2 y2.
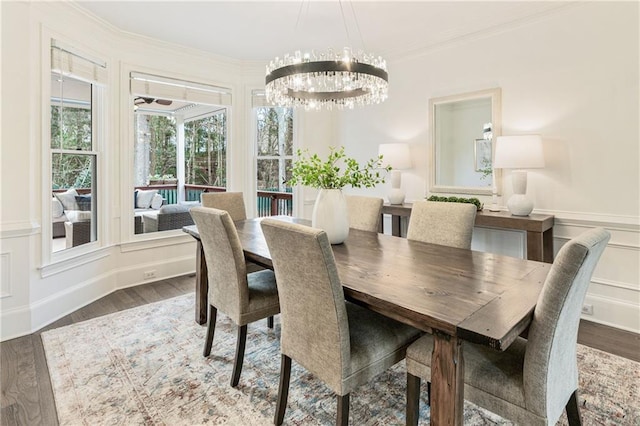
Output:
184 112 226 188
256 107 293 192
133 114 177 186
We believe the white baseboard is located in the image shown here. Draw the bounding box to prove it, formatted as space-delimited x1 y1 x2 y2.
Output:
0 255 195 342
582 294 640 333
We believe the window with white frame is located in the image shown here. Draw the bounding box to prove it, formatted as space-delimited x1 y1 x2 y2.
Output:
253 90 294 217
130 72 231 234
50 41 105 253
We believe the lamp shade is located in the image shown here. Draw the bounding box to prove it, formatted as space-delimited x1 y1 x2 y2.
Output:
378 143 412 170
493 135 545 169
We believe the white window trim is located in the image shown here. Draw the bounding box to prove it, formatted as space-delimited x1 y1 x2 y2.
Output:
42 33 107 268
250 88 298 216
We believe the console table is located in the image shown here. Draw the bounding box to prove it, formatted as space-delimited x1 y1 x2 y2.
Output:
381 203 555 263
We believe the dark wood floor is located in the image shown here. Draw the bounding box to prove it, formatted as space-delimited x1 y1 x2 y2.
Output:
1 274 638 426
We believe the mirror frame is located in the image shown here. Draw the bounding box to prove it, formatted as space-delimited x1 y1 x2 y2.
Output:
428 87 502 196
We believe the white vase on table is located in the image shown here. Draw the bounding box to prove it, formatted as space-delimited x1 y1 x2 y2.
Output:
312 188 349 244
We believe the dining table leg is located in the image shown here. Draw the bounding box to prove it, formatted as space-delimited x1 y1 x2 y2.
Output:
430 331 464 425
195 240 208 325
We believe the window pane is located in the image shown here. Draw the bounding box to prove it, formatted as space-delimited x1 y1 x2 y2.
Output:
52 153 97 251
52 153 95 189
133 114 177 186
50 73 92 151
257 159 278 190
256 107 293 156
184 113 227 187
257 159 292 191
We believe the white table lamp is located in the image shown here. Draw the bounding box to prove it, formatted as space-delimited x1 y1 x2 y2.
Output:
378 143 411 205
493 135 545 216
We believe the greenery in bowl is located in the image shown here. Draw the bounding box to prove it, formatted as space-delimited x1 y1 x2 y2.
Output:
289 146 391 189
427 195 484 211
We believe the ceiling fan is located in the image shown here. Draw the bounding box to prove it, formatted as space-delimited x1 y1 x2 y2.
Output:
134 96 173 106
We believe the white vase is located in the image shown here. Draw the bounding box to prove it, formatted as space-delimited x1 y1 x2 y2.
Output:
312 188 349 244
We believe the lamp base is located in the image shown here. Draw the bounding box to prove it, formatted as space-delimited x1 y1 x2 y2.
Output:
387 188 405 205
488 189 500 211
507 194 534 216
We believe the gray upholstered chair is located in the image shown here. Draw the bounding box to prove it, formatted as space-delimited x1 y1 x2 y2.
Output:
345 194 383 232
260 218 421 425
190 207 280 387
200 191 266 275
201 192 247 221
406 200 477 248
405 227 611 426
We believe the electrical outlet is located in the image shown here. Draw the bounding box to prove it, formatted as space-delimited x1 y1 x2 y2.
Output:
581 304 593 315
143 270 156 280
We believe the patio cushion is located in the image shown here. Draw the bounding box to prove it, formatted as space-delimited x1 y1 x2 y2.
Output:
75 195 92 211
55 188 79 211
136 189 157 209
52 197 64 218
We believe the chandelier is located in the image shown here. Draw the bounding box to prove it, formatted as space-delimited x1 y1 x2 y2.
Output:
265 1 388 111
265 48 388 110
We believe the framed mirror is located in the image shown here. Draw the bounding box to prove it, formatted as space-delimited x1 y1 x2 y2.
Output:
428 88 501 195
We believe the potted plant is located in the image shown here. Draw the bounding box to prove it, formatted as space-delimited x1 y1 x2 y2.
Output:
289 146 390 244
148 174 163 186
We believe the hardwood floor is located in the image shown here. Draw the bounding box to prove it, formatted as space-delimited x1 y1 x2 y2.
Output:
1 275 194 426
1 274 638 425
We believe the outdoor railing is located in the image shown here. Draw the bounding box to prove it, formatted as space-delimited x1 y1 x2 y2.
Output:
257 190 293 217
183 184 226 202
61 184 293 217
141 184 292 216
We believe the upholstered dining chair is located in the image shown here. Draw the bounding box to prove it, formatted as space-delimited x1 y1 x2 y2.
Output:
260 218 422 426
345 194 384 232
405 227 611 426
190 207 280 387
201 191 247 221
200 191 265 275
406 200 477 248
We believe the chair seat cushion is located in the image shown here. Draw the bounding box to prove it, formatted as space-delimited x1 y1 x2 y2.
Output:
406 334 528 409
344 302 422 393
241 269 280 324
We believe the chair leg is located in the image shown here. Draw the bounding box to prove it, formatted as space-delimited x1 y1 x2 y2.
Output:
267 316 274 329
336 393 350 426
406 373 421 426
565 389 583 426
203 305 217 357
230 324 247 387
274 354 292 426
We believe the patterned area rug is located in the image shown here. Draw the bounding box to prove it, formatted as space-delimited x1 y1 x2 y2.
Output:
41 294 639 425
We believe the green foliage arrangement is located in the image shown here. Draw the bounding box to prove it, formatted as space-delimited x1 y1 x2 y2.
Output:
427 195 484 211
289 146 391 190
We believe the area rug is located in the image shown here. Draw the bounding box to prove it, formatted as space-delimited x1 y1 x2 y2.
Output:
41 293 640 425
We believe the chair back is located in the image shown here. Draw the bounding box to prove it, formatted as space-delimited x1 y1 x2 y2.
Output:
190 207 249 321
345 195 383 232
201 192 247 221
261 219 350 388
406 201 477 249
523 227 610 421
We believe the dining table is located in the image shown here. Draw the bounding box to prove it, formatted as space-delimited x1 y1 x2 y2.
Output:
183 216 551 425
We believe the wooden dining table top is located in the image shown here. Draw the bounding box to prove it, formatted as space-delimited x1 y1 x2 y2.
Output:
184 216 550 351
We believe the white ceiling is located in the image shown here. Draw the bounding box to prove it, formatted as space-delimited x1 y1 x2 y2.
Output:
75 1 570 62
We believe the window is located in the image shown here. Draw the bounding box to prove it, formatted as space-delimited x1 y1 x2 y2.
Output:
50 42 105 253
253 90 294 216
184 111 227 189
131 73 231 234
133 113 177 187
